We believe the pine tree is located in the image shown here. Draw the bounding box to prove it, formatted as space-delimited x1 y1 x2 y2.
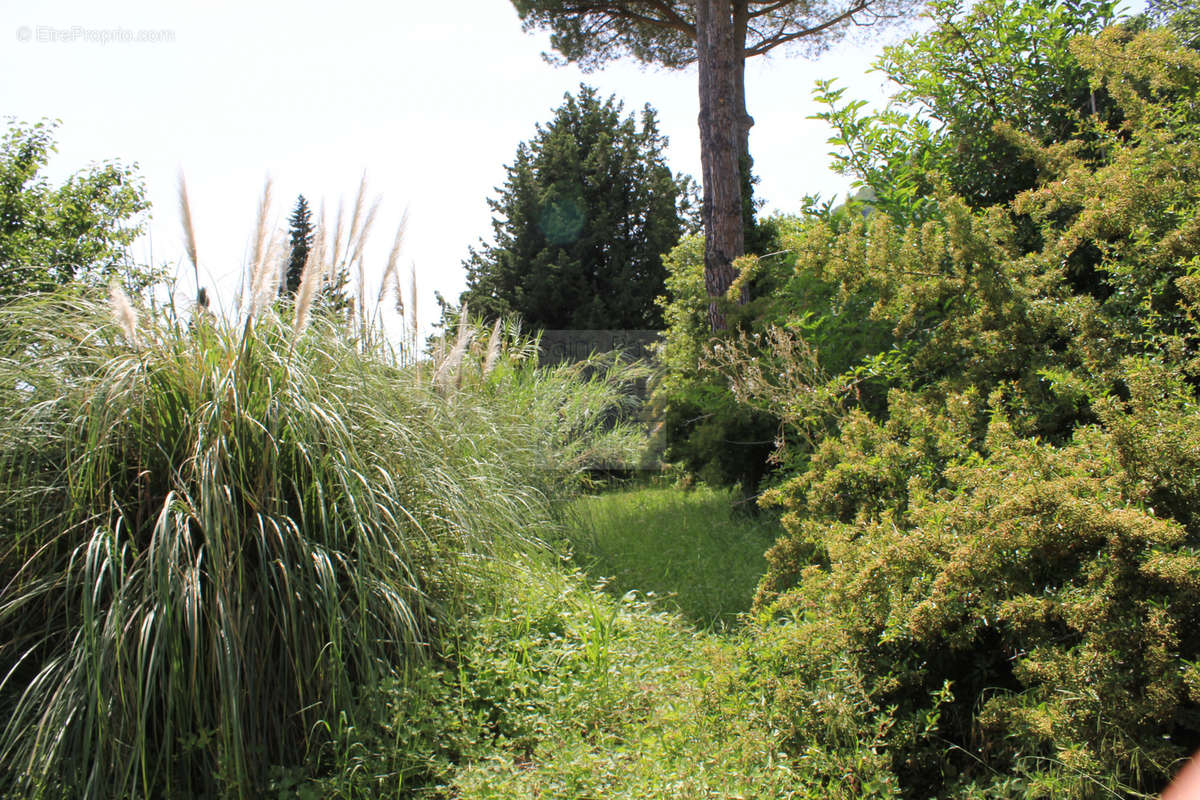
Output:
460 85 691 331
511 0 916 329
284 195 314 296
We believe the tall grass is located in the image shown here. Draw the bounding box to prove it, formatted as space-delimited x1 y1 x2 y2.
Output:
0 287 642 797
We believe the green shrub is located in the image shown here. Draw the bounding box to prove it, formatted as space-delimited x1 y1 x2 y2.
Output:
753 361 1200 796
650 218 893 495
734 22 1200 800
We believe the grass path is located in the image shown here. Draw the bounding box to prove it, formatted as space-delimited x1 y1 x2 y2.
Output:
290 485 808 798
562 485 781 628
437 485 805 798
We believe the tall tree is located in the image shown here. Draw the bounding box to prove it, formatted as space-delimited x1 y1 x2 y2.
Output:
460 85 691 330
284 194 314 296
512 0 916 329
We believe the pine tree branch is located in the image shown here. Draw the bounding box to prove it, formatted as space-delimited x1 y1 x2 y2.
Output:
554 1 695 36
746 0 798 19
744 0 872 55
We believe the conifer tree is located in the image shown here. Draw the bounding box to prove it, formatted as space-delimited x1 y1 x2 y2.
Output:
460 85 691 331
284 195 314 296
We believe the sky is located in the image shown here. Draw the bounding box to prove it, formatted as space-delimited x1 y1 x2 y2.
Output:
2 0 917 332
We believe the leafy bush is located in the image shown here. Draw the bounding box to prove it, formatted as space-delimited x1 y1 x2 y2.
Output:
648 232 781 493
753 361 1200 796
0 119 154 299
650 217 892 495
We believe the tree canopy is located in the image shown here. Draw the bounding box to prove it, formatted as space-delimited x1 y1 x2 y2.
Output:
513 0 904 68
459 85 692 330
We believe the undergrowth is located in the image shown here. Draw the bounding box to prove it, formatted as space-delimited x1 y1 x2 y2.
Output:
277 558 808 800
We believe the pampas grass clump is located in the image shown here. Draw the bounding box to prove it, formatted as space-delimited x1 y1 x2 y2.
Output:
0 288 639 798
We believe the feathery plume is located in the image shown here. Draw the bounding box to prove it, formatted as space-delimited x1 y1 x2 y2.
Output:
409 264 419 352
246 179 275 320
343 173 367 267
355 255 366 330
346 196 380 271
178 172 206 308
109 281 141 349
434 305 473 391
377 211 408 307
249 238 284 322
291 225 326 343
482 317 503 377
267 236 284 297
330 197 345 277
316 200 329 271
178 172 199 274
391 267 405 317
248 179 273 286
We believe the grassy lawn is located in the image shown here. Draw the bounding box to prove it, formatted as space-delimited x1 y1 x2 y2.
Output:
563 485 781 629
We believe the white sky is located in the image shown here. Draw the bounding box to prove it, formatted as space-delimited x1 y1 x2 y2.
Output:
3 0 917 331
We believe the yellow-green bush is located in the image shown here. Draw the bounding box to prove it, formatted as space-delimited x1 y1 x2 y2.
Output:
738 19 1200 799
753 361 1200 796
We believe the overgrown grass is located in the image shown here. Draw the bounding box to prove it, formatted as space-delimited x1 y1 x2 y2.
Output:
563 485 781 628
444 562 804 799
0 291 642 798
277 558 808 799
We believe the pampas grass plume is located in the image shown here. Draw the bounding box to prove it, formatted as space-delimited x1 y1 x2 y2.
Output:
178 172 199 273
291 226 325 343
109 281 140 349
482 317 503 377
377 211 408 307
434 305 473 391
246 179 275 320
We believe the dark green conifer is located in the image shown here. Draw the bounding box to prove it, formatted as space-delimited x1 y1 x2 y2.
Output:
460 86 692 330
284 194 314 296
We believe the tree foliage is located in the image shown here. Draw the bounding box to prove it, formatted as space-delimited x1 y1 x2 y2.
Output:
814 0 1120 221
0 118 151 300
284 194 314 296
513 0 908 70
1146 0 1200 47
460 85 691 330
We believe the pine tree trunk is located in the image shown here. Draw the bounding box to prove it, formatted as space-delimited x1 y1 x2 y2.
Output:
732 0 754 302
696 0 744 331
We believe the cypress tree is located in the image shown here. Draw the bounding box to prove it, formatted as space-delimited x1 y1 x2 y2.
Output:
460 85 692 331
284 195 314 296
